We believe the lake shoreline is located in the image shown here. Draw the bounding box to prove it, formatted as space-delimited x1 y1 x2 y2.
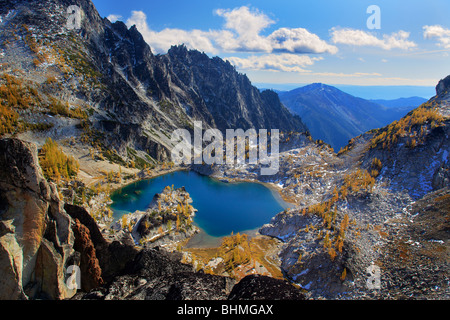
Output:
184 223 264 249
110 166 293 216
188 168 295 210
108 165 188 194
109 169 288 249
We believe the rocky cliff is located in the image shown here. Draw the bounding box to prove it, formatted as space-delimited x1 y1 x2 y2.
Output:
0 138 78 299
162 45 306 132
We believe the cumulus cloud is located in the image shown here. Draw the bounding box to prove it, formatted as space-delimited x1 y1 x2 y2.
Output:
126 11 219 54
213 8 337 54
216 7 274 35
269 28 338 54
225 54 323 73
330 28 417 50
126 10 147 31
214 6 274 52
125 7 337 56
423 25 450 48
107 14 122 23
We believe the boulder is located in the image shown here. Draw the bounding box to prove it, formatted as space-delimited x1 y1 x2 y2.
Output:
228 274 304 300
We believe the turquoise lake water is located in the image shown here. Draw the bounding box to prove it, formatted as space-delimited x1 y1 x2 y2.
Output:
110 170 287 238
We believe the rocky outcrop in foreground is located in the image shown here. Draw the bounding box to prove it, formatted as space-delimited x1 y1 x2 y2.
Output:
228 274 304 300
0 138 77 299
75 248 305 300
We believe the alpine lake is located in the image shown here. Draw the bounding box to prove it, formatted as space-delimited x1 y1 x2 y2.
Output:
110 170 288 247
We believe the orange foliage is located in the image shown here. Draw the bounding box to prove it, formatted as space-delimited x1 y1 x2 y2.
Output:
370 105 445 150
39 138 79 181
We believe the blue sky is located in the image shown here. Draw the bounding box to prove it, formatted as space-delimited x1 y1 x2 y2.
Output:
92 0 450 92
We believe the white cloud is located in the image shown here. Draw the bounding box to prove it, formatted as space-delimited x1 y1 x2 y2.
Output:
125 7 337 56
225 54 322 73
215 7 337 54
216 7 274 35
214 6 274 52
126 11 219 54
107 14 122 23
330 28 417 50
423 25 450 48
269 28 338 54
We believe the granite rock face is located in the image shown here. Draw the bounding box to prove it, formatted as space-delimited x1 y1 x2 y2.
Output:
63 203 140 284
436 75 450 96
0 138 117 299
0 138 76 299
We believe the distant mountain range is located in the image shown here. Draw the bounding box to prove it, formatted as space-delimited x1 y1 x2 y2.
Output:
370 97 427 108
256 83 435 100
278 83 425 151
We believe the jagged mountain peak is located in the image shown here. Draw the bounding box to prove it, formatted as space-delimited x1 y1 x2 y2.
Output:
0 0 449 302
166 44 235 73
0 0 306 164
167 43 190 56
